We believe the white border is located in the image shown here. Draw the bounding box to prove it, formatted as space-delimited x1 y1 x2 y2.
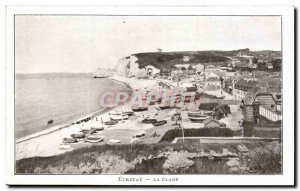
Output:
6 6 295 186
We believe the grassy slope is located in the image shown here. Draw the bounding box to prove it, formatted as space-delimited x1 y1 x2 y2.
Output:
129 49 281 71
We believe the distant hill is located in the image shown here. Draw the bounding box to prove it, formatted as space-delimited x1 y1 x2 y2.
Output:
129 49 281 71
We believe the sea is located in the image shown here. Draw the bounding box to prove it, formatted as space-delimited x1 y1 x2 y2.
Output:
15 73 130 139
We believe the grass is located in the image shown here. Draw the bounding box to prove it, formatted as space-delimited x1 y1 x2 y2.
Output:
160 128 234 142
16 141 281 174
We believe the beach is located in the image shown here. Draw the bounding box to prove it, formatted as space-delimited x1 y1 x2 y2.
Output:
16 75 160 160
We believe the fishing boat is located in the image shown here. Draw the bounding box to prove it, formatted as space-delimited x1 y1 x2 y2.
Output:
109 114 129 121
59 144 72 151
188 111 213 117
85 135 104 143
63 137 78 144
132 106 148 112
153 120 167 126
47 119 54 125
133 130 146 138
104 120 118 125
189 115 210 122
123 111 134 116
80 128 97 135
70 133 85 139
141 118 157 124
108 139 121 144
93 126 104 131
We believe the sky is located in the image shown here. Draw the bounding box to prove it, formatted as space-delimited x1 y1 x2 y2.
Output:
15 16 281 73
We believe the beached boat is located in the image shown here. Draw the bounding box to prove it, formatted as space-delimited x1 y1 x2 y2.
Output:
47 119 54 125
108 139 121 144
104 120 118 125
189 116 210 122
93 126 104 131
63 137 78 144
70 133 85 139
133 130 146 138
142 118 157 124
153 120 167 126
123 111 134 116
132 106 148 112
80 128 97 135
188 111 213 117
109 114 129 121
85 135 104 143
59 144 72 151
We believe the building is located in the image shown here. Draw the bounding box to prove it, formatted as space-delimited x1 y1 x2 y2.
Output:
192 64 205 74
203 117 221 128
248 63 258 69
242 93 282 123
232 79 258 100
205 65 221 72
266 62 274 69
174 64 190 70
206 77 221 88
183 55 190 62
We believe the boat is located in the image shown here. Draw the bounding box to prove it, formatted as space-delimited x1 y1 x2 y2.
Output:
104 120 118 125
59 144 72 151
70 133 85 138
108 139 121 144
189 116 210 122
80 128 97 135
133 130 146 138
109 114 129 121
141 118 157 124
188 110 213 117
47 119 54 125
63 138 78 144
132 106 148 112
93 126 104 131
153 120 167 126
85 135 104 143
123 111 134 116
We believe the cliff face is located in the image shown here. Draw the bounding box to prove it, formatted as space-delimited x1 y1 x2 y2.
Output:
115 55 160 78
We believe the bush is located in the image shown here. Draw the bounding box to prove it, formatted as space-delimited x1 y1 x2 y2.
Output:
242 121 255 137
160 128 234 142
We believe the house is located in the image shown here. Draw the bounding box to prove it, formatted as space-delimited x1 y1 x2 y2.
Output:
183 56 190 62
192 64 205 74
205 65 221 72
248 63 258 69
174 64 190 70
242 93 282 123
203 117 221 128
206 77 221 88
159 68 171 79
232 79 258 100
145 65 161 79
266 62 274 69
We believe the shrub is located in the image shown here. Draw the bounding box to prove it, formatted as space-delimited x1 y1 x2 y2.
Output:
242 121 255 137
160 128 234 142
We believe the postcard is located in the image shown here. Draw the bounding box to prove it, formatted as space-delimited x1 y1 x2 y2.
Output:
5 6 295 186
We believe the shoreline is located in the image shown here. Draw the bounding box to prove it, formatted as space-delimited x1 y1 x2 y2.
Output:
16 75 135 160
16 75 133 144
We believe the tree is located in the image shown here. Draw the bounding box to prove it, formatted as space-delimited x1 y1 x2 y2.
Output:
252 57 258 64
272 59 282 71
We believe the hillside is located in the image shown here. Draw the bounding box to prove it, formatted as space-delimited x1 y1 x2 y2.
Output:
133 51 230 70
130 49 281 71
